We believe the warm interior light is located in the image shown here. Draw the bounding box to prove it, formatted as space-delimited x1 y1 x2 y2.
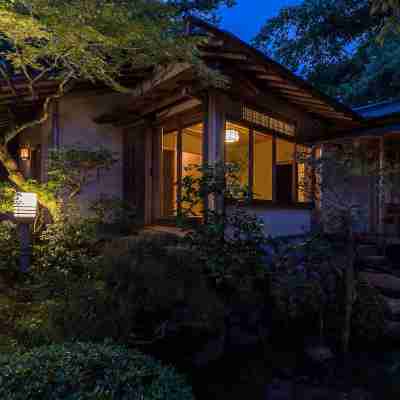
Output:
14 192 38 223
19 146 31 161
225 129 240 143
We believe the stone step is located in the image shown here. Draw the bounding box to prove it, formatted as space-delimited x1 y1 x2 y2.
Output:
359 255 388 267
384 320 400 340
381 295 400 321
360 272 400 298
358 244 380 258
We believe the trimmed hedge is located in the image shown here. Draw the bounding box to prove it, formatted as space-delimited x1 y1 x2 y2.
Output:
0 342 194 400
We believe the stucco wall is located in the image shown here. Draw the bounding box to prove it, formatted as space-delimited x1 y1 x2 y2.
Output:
234 206 312 238
19 91 130 211
56 92 127 208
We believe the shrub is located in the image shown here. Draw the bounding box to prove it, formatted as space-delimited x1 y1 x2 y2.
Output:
0 221 19 277
351 277 386 344
50 235 225 350
179 162 268 297
33 210 102 280
0 342 194 400
89 194 137 235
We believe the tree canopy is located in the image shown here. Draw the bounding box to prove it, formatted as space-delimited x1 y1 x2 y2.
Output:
0 0 234 218
253 0 400 106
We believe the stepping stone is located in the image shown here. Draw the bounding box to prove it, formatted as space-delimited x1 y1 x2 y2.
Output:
360 272 400 298
361 255 388 267
384 320 400 340
381 295 400 321
358 244 380 258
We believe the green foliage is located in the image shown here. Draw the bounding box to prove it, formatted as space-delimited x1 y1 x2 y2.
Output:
179 162 267 296
47 146 118 201
253 0 400 105
0 181 15 213
352 277 386 343
0 342 194 400
0 221 19 275
33 208 102 280
269 235 338 332
89 194 137 235
50 234 225 346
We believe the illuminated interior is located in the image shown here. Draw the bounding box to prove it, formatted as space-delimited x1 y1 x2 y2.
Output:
161 119 311 217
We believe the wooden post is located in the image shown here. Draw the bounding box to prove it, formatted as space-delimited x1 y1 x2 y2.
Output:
206 90 225 164
205 90 226 211
152 127 163 222
144 124 153 225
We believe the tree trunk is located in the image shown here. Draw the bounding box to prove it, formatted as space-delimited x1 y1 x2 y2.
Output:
0 145 59 220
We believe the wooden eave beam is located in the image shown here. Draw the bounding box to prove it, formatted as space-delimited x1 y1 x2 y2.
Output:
127 63 192 99
189 16 362 123
199 51 248 61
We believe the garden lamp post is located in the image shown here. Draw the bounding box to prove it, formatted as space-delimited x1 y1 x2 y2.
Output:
13 192 37 272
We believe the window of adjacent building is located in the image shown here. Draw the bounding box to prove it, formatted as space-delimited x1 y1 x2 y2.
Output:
224 120 311 205
276 138 295 204
297 145 312 203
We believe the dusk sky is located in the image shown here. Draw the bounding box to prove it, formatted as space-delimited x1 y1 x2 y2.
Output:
219 0 298 42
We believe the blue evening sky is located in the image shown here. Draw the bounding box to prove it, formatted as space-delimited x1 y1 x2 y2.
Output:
219 0 298 42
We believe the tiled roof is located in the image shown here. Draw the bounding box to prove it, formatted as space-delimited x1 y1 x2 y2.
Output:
354 99 400 119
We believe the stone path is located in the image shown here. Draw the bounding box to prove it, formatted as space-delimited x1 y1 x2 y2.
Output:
359 244 400 340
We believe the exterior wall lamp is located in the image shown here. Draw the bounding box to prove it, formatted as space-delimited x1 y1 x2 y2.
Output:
19 145 31 161
13 192 38 272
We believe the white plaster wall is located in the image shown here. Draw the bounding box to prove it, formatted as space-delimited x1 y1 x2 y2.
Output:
236 206 312 238
56 92 129 209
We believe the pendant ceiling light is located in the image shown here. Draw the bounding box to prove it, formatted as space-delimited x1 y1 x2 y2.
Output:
225 129 240 144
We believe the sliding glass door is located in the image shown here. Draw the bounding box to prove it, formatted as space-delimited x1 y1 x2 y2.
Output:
161 123 203 217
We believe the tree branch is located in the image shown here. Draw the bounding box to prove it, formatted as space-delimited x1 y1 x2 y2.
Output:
4 72 74 144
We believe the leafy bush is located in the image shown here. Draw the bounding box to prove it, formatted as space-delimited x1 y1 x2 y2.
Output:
89 194 137 235
33 209 102 280
268 235 340 341
50 234 225 350
179 162 267 297
351 277 386 344
0 221 19 277
0 342 194 400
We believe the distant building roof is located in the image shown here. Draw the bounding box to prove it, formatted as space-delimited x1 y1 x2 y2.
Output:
354 99 400 119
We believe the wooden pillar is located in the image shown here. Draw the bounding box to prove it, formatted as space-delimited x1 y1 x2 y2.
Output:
152 126 163 222
144 124 153 225
206 90 225 164
204 90 226 211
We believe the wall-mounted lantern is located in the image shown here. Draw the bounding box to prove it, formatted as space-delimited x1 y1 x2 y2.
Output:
19 145 31 161
13 192 37 272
